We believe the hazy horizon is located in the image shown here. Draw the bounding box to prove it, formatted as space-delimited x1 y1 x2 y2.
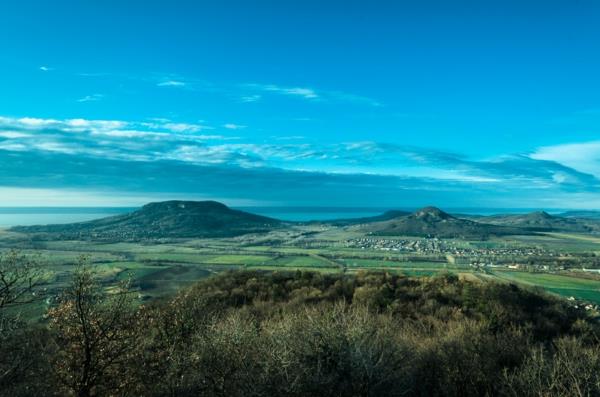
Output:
0 204 595 228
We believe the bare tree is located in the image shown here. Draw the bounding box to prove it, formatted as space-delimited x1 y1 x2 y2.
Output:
0 250 44 312
0 250 45 388
49 257 140 397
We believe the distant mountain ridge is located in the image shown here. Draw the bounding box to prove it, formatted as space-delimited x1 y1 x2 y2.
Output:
11 201 600 241
469 211 595 233
11 200 281 240
559 210 600 220
359 206 528 239
314 210 410 226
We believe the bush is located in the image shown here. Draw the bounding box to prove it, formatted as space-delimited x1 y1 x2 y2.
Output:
3 268 600 396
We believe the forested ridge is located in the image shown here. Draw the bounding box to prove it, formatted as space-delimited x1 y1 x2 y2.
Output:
2 252 600 396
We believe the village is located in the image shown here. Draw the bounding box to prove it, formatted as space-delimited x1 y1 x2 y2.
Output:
343 237 553 257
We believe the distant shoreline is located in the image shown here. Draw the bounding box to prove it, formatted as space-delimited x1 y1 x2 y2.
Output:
0 206 581 214
0 205 591 227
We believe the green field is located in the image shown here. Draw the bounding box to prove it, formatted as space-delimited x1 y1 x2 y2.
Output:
492 271 600 303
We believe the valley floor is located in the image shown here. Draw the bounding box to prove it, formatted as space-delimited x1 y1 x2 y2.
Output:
1 225 600 321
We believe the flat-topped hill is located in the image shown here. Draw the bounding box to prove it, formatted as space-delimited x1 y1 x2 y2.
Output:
11 200 281 240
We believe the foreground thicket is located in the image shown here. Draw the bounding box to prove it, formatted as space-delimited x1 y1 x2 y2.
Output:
2 260 600 396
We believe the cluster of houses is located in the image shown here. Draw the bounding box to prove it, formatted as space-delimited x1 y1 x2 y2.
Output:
344 237 551 257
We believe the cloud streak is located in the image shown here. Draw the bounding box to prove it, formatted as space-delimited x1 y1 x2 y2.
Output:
2 148 598 208
223 123 246 130
1 115 599 207
531 141 600 177
262 85 319 99
157 80 186 87
66 69 382 108
243 83 381 106
77 94 104 103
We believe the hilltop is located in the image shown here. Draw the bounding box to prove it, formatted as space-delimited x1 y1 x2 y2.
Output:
475 211 595 232
11 200 281 240
361 206 526 239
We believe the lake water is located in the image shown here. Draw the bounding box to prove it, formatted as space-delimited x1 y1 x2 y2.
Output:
0 206 572 227
0 208 134 227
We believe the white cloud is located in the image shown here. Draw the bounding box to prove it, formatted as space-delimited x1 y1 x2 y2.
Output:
282 87 318 99
531 141 600 176
2 114 597 193
0 142 27 151
65 119 128 131
39 66 52 72
223 123 246 130
263 84 319 99
244 83 383 106
31 141 75 154
0 131 30 139
157 80 186 87
77 94 104 103
0 116 225 140
16 117 59 127
163 123 214 133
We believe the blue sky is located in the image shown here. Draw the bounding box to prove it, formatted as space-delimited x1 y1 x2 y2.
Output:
1 0 600 208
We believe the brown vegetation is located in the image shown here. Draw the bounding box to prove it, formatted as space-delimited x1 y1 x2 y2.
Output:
2 253 600 396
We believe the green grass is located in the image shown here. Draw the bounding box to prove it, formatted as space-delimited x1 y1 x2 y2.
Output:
135 265 222 297
208 254 273 265
265 255 337 268
492 271 600 303
134 252 218 263
493 233 600 252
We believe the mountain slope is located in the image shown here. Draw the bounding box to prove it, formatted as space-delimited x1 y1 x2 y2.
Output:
477 211 594 232
316 210 411 226
11 200 281 240
559 210 600 220
361 206 527 239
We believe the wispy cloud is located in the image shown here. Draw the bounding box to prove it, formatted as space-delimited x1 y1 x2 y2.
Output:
0 116 230 164
531 141 600 177
39 66 52 72
3 147 599 208
162 122 214 133
2 115 600 207
246 83 319 100
223 123 246 130
65 69 382 108
244 83 381 106
77 94 104 103
264 85 319 99
240 94 261 103
157 80 186 87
